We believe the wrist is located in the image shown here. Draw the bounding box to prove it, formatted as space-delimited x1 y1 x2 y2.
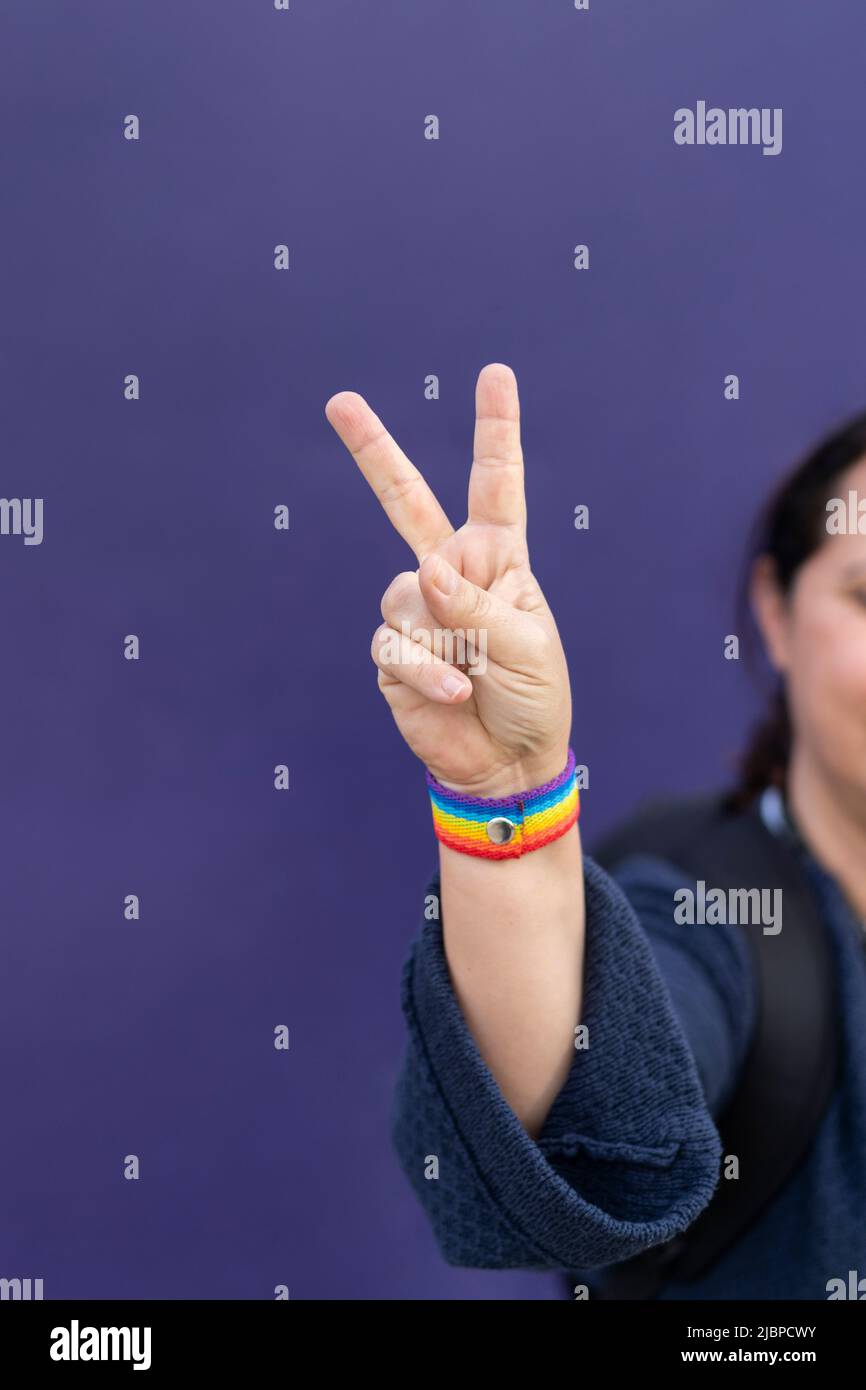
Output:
428 749 571 801
425 747 579 860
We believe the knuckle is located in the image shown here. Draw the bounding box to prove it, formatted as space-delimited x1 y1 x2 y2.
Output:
376 667 399 699
370 623 390 664
377 469 423 509
526 621 552 666
380 570 419 622
467 584 492 621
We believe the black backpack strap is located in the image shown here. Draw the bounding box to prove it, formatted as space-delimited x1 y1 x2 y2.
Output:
589 795 839 1298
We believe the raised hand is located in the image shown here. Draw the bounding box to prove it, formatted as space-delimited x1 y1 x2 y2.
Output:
325 363 573 798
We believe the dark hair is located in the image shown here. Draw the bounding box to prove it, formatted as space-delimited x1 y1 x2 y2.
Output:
731 410 866 808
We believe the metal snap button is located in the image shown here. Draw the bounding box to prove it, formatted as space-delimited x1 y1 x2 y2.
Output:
486 816 517 845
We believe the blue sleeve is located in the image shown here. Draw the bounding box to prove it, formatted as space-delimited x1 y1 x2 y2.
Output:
390 853 757 1271
608 853 758 1118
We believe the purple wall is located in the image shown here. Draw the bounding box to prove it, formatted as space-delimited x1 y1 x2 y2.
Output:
3 0 866 1298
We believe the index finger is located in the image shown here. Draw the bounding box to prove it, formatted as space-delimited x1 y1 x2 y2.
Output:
325 391 454 562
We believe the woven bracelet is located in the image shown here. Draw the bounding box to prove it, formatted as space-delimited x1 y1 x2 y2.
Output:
425 749 579 860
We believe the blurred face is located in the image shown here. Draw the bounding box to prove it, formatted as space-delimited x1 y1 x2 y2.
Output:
753 456 866 809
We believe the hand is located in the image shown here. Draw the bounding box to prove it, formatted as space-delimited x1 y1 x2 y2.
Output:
325 363 572 798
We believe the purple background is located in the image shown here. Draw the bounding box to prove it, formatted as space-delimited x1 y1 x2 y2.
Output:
2 0 866 1299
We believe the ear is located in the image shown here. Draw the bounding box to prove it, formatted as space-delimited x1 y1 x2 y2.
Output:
750 554 792 675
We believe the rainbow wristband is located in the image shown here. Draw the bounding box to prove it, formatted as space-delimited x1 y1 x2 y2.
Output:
425 749 579 860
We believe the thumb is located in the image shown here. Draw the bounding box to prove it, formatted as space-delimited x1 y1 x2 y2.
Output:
417 553 533 667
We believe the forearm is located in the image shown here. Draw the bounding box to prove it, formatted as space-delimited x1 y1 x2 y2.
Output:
393 852 726 1271
439 819 585 1139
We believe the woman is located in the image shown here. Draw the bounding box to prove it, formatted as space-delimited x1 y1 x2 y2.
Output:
324 363 866 1299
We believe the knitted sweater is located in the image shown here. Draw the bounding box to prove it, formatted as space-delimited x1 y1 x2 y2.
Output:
391 849 866 1298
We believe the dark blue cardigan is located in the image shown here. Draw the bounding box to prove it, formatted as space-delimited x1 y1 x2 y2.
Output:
391 846 866 1298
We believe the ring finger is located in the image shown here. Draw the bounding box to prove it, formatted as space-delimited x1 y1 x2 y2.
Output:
371 624 473 704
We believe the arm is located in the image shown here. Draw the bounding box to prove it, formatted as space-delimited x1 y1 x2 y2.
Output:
392 853 751 1271
325 364 586 1138
438 822 584 1138
324 364 752 1271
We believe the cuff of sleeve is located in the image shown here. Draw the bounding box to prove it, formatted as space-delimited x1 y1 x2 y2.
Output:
403 856 723 1269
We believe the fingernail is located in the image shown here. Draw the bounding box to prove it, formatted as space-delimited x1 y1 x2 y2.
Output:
441 674 469 699
432 557 459 595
